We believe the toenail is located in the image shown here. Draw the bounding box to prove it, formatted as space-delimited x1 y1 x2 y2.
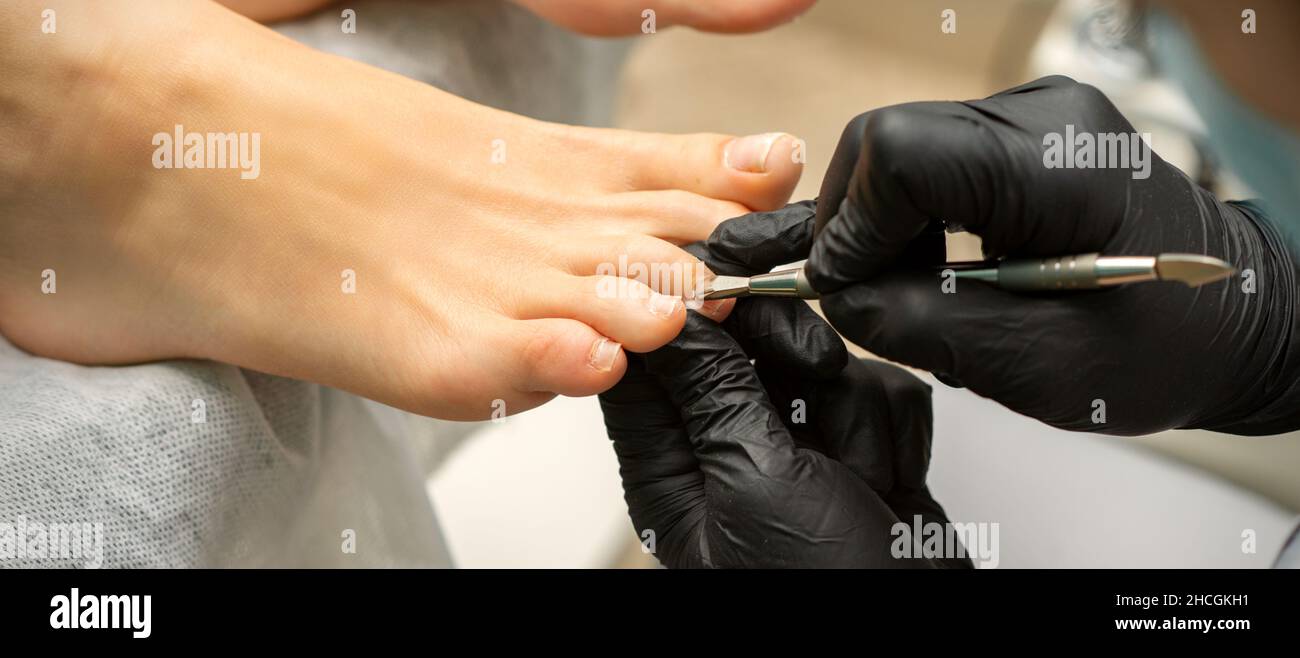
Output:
647 292 681 319
724 132 789 173
588 337 621 372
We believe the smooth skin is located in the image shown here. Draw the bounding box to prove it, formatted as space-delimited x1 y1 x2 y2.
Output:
0 0 804 419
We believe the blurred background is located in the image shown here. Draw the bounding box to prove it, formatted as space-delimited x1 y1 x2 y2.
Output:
301 0 1298 567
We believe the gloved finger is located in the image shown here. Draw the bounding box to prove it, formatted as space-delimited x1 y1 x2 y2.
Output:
760 355 971 569
752 367 831 455
811 111 949 289
760 357 932 495
722 297 847 381
821 270 1036 385
819 270 1120 432
815 111 951 280
642 313 803 489
634 314 916 567
812 112 869 240
753 357 969 568
816 359 933 495
858 359 934 493
599 356 686 460
807 76 1134 294
699 200 817 275
598 355 708 568
806 101 997 293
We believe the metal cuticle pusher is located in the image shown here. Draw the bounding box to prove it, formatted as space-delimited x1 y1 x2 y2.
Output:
699 254 1236 301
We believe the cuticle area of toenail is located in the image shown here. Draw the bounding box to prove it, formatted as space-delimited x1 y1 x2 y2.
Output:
724 132 789 173
588 338 621 372
685 268 714 310
647 292 681 318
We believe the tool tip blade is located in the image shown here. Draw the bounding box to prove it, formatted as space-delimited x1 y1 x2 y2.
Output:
699 275 750 300
1155 254 1235 287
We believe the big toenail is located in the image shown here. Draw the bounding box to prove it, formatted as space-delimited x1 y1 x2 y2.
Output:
724 133 788 173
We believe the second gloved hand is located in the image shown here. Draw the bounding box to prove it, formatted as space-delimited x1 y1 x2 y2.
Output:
599 310 966 568
598 208 969 568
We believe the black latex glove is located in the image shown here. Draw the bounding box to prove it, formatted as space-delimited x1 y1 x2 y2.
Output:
803 75 1300 436
598 206 969 568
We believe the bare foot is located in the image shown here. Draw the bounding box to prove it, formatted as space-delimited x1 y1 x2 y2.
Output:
0 0 802 419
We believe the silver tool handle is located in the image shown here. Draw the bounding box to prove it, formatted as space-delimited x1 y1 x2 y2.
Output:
995 254 1101 290
747 268 820 299
996 253 1160 290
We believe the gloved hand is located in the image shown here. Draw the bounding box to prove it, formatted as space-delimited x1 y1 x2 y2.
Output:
803 75 1300 436
598 206 969 568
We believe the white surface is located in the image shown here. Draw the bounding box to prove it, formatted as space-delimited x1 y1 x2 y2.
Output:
426 396 631 568
425 375 1296 569
927 377 1296 568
